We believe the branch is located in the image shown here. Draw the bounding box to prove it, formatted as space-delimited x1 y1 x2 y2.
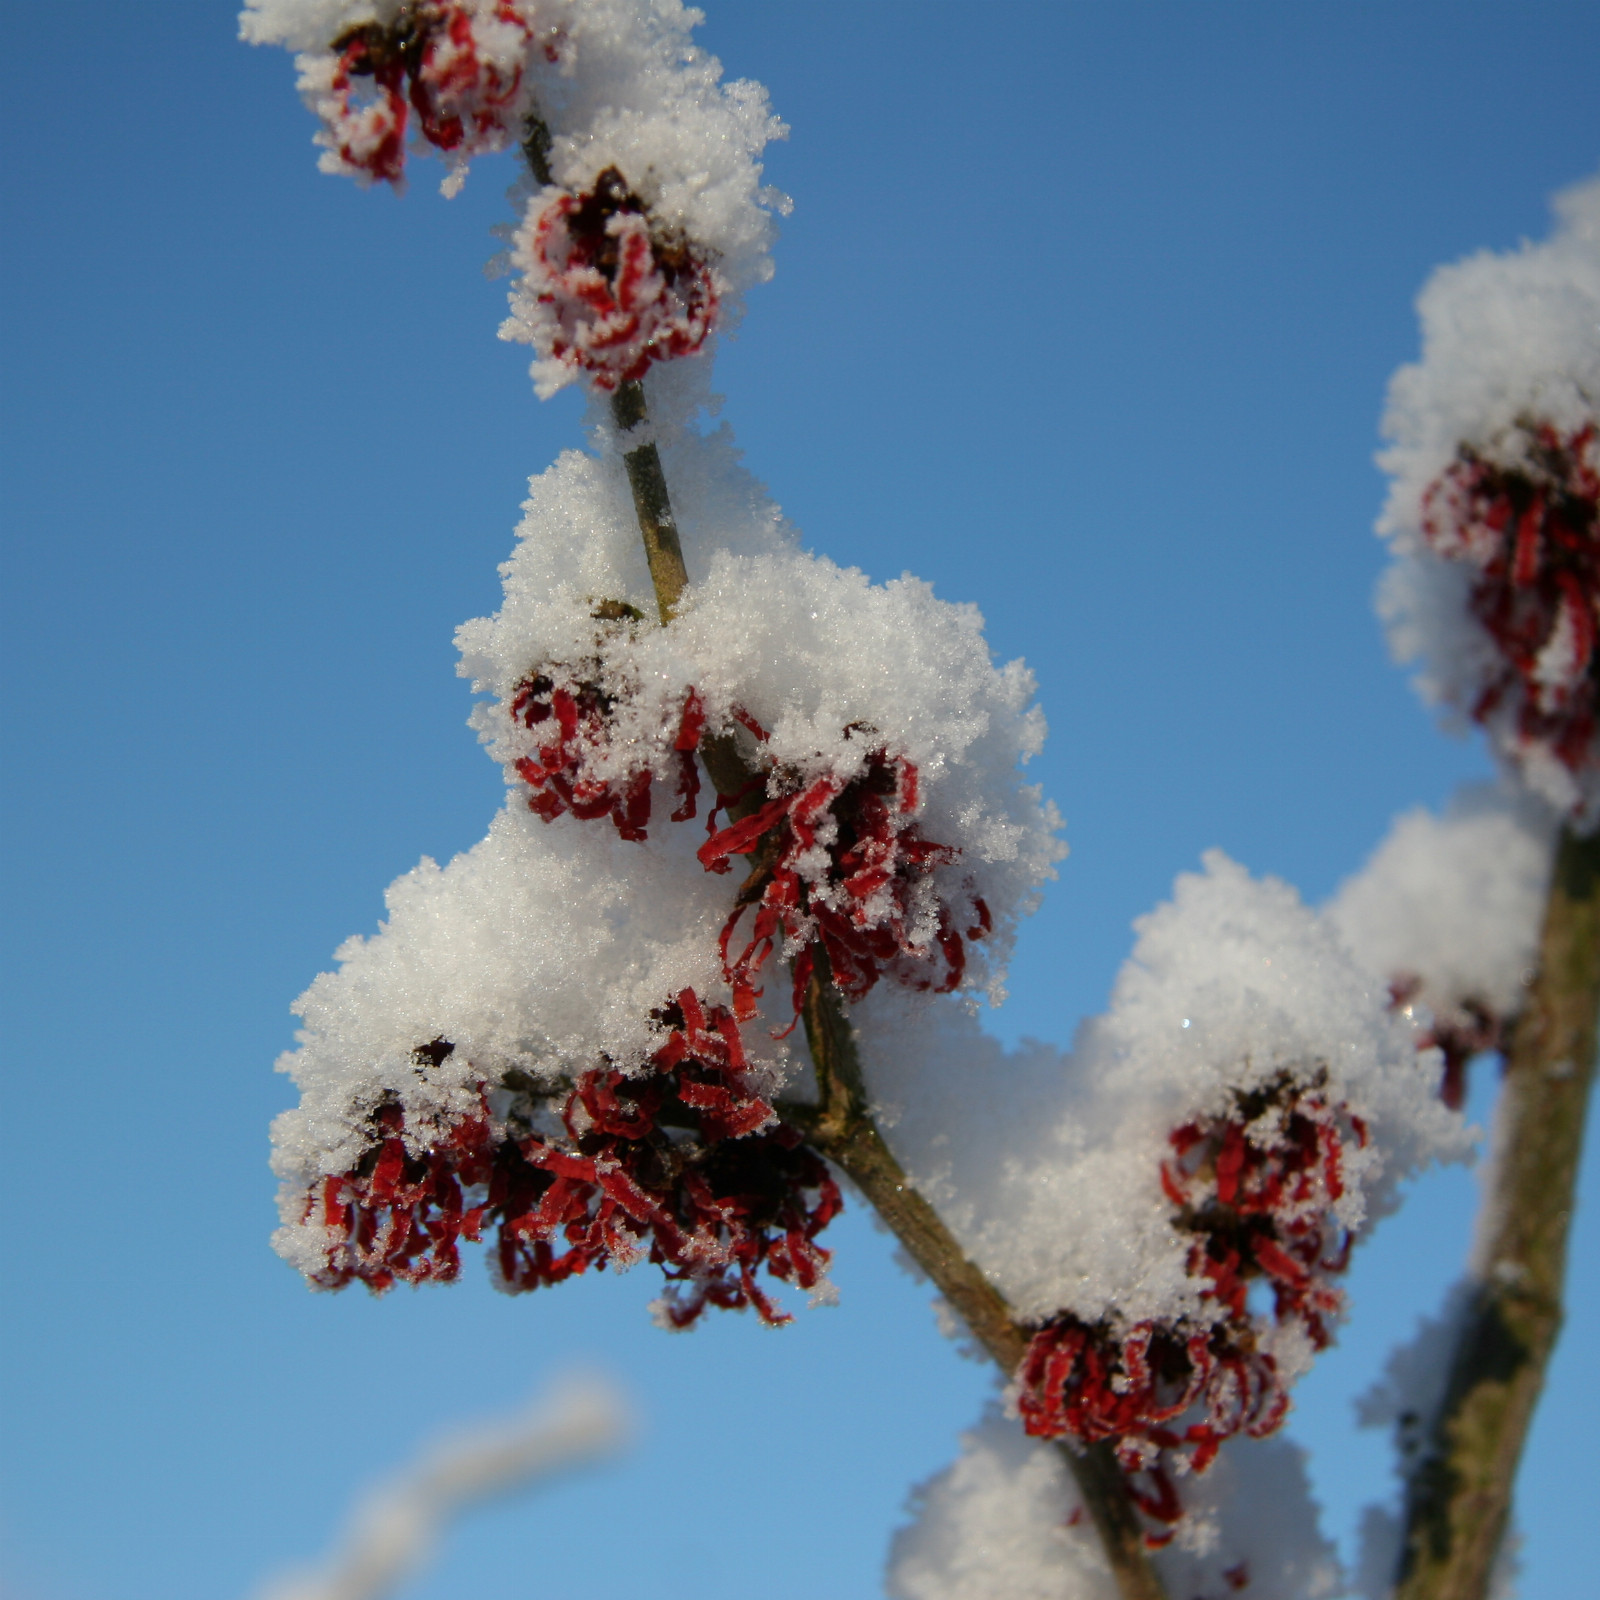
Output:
798 952 1168 1600
610 378 1170 1600
611 381 690 624
1394 824 1600 1600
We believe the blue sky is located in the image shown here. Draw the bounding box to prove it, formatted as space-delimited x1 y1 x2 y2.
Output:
2 3 1596 1597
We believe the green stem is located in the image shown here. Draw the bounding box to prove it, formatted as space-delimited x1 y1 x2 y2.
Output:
1394 824 1600 1600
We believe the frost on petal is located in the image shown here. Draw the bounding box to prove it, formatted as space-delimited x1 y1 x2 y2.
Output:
504 169 719 395
887 1408 1343 1600
243 1 559 187
277 916 840 1320
1326 784 1554 1107
1377 173 1600 821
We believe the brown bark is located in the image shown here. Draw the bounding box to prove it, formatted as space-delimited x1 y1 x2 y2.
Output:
1393 824 1600 1600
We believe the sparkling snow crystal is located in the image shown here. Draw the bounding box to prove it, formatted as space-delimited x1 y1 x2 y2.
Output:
1377 174 1600 821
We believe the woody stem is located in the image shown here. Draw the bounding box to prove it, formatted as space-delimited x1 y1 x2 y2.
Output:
1394 824 1600 1600
796 950 1168 1600
611 380 690 624
611 377 1169 1600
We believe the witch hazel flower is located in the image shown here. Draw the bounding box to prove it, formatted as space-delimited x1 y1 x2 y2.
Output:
243 1 560 188
857 855 1465 1541
699 727 991 1022
509 165 720 394
496 641 989 1013
245 0 786 376
500 602 706 841
457 442 1064 1004
1420 422 1600 787
1015 1068 1365 1542
1378 174 1600 821
294 986 840 1323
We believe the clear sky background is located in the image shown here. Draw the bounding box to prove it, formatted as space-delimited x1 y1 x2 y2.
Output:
2 3 1597 1598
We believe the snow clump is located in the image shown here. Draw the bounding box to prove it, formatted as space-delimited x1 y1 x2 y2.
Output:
886 1407 1344 1600
271 377 1063 1316
863 853 1466 1537
1377 174 1600 821
1326 783 1554 1105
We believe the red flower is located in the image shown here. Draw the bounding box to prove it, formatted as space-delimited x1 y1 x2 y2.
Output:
1420 421 1600 784
298 992 840 1326
1017 1315 1284 1545
525 167 719 390
698 734 990 1022
508 669 702 842
1018 1073 1363 1540
321 2 543 185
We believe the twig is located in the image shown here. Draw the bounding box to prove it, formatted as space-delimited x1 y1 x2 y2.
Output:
609 377 1170 1600
611 381 690 624
798 952 1169 1600
1394 824 1600 1600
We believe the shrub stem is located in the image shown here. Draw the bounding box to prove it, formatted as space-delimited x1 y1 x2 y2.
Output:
610 379 1169 1600
1394 824 1600 1600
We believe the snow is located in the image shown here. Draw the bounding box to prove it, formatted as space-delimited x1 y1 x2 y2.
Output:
272 360 1063 1288
1325 783 1554 1028
1376 173 1600 818
888 1407 1344 1600
865 852 1465 1334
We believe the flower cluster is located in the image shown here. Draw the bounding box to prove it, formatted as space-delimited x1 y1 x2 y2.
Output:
496 640 991 1024
298 2 551 186
700 734 990 1022
1016 1316 1284 1540
248 0 784 391
507 650 703 841
298 991 840 1324
514 166 720 391
1419 422 1600 791
1016 1071 1362 1542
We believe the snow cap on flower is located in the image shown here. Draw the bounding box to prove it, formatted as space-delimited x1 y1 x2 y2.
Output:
1377 174 1600 819
867 853 1464 1334
455 395 1064 1004
268 801 841 1316
270 801 737 1211
861 854 1465 1532
273 383 1059 1311
1326 783 1553 1055
887 1407 1344 1600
